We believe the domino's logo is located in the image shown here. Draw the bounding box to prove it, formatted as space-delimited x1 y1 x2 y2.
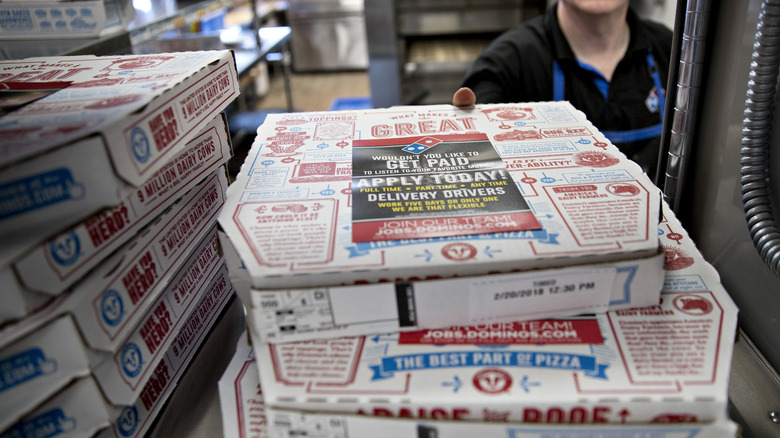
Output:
121 343 143 378
130 126 151 164
116 406 139 437
48 231 81 267
402 136 442 154
101 289 125 327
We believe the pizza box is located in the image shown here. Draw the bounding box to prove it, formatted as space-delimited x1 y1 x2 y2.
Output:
0 314 91 432
0 171 227 429
0 265 238 437
0 160 229 329
1 250 228 434
217 332 739 438
62 169 227 352
248 199 738 425
96 270 239 438
218 331 262 438
0 51 239 251
219 102 665 342
0 244 237 436
11 113 232 296
53 168 227 354
1 377 111 438
0 0 135 40
0 167 227 344
90 226 229 405
263 408 740 438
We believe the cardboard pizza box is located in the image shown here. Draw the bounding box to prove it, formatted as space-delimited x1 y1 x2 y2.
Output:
248 200 738 425
217 331 739 438
0 170 227 430
0 157 230 330
96 270 239 438
0 0 135 40
253 284 737 425
11 113 232 296
1 377 111 438
0 51 239 250
219 102 665 342
0 315 91 432
90 226 228 405
0 263 238 437
263 408 740 438
59 169 228 353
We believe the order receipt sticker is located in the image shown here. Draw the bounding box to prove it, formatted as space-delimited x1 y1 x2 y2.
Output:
468 268 616 323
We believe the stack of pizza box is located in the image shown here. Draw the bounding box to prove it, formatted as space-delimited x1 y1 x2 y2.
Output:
0 51 241 438
0 0 136 42
217 102 741 436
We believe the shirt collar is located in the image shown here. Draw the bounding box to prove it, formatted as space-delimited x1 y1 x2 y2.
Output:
545 4 652 63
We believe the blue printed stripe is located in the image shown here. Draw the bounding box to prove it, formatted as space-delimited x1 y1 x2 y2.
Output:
346 230 558 258
369 351 607 380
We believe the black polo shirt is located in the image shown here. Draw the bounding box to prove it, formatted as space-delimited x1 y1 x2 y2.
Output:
461 4 673 176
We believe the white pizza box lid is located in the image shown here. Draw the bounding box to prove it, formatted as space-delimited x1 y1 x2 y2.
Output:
220 102 661 289
0 51 239 250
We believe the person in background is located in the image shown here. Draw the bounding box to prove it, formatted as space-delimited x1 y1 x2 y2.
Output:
453 0 673 177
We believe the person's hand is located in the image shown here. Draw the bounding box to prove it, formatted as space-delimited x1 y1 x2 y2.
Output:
452 87 476 107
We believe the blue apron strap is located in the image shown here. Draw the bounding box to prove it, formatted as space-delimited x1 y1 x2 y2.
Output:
554 51 665 144
646 50 666 120
553 60 565 101
601 123 663 143
604 51 666 143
